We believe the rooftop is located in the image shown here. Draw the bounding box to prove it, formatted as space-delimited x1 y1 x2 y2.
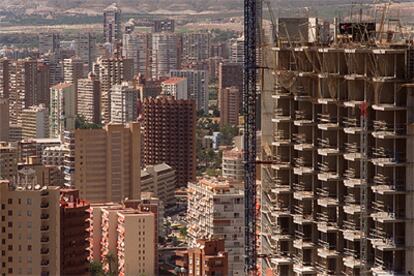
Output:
162 77 187 85
51 82 73 90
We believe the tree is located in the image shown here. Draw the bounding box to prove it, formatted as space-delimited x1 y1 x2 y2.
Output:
220 124 238 145
179 226 188 238
90 261 105 276
104 253 118 276
75 115 103 129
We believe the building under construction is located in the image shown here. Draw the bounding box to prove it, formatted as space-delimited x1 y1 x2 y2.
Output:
259 16 414 276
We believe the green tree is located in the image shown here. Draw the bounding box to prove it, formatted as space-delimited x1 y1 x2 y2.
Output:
220 124 238 145
75 115 103 129
179 226 188 237
90 261 105 276
104 253 118 276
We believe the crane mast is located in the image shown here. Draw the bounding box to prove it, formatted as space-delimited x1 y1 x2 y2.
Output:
360 101 370 274
244 0 258 274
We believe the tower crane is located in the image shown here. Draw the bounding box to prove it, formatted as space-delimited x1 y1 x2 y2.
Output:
244 0 258 274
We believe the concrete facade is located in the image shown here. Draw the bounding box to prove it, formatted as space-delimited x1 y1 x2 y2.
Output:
21 104 49 139
261 39 414 275
74 123 141 203
49 83 75 138
187 177 245 276
142 97 196 187
141 163 176 209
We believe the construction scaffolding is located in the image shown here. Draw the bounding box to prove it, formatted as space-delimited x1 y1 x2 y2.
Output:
259 10 414 276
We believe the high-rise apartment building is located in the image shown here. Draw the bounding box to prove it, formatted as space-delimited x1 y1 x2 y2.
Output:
110 81 139 124
210 42 229 59
0 181 61 276
222 148 244 181
39 33 60 54
49 83 76 138
0 58 10 98
122 31 150 78
260 35 414 275
21 104 49 139
63 57 84 91
59 189 90 276
229 36 244 64
151 33 178 79
135 76 162 100
170 69 209 112
188 239 229 276
77 73 101 124
187 177 245 275
76 33 97 70
17 138 61 163
218 62 243 98
182 32 211 64
141 163 176 209
220 86 240 126
0 142 17 181
103 3 122 45
89 203 156 275
9 59 50 124
93 57 134 123
142 97 196 187
161 77 188 100
74 123 141 203
42 53 64 87
0 98 9 142
0 181 90 276
152 19 175 33
17 156 64 187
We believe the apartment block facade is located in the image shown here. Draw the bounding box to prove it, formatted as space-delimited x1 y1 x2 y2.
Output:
187 177 245 275
74 123 141 203
142 97 196 187
261 41 414 275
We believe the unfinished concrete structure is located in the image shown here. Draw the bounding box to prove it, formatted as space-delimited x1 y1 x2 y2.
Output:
260 24 414 276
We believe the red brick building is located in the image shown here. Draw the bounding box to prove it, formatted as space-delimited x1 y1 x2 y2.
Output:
142 96 196 187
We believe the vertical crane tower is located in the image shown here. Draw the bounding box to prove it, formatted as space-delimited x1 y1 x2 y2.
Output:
244 0 258 274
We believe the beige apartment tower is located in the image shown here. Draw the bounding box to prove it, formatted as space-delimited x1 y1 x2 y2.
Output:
89 203 156 276
0 142 17 181
0 98 9 141
74 123 141 203
260 33 414 275
0 181 61 276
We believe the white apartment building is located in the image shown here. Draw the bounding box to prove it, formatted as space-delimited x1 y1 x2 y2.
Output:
187 177 245 276
110 81 139 124
22 104 49 139
161 77 188 100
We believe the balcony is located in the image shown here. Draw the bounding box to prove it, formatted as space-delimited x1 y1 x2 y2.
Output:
41 236 50 243
41 213 49 220
41 202 49 209
41 248 49 254
41 260 50 267
41 225 49 231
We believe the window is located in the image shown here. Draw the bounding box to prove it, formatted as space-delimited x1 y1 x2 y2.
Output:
7 199 12 204
27 245 32 251
7 210 12 216
27 210 31 217
26 198 32 205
